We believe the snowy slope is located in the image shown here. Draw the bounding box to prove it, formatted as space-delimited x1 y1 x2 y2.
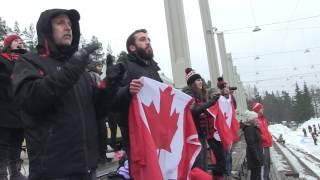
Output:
269 118 320 159
269 118 320 178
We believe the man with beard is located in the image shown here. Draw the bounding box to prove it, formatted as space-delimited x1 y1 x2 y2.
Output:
0 34 28 180
114 29 162 152
109 29 162 179
12 9 120 180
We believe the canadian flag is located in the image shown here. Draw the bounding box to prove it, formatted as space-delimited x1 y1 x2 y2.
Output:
129 77 201 180
207 95 239 150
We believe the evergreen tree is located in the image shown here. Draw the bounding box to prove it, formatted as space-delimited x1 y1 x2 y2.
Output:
280 91 293 122
79 34 88 48
22 24 37 51
262 91 277 122
293 83 304 123
89 36 104 61
13 21 21 34
302 82 314 120
0 17 12 47
313 88 320 118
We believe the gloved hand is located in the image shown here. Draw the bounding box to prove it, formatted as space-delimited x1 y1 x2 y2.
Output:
106 63 125 85
211 94 220 101
106 54 115 67
71 42 100 64
208 94 220 107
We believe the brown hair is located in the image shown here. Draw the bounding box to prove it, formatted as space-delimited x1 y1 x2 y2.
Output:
190 79 207 101
126 29 147 53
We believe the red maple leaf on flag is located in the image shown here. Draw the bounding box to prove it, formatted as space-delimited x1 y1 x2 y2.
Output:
142 86 180 152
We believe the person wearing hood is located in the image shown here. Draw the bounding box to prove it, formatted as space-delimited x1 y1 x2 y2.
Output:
12 9 120 180
0 34 27 180
242 111 264 180
252 102 272 180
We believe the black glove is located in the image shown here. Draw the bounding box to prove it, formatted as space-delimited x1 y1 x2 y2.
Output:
106 54 115 67
211 94 220 102
106 63 125 85
71 42 100 64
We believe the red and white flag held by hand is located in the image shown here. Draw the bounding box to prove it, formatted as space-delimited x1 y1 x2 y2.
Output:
129 77 201 180
207 95 239 150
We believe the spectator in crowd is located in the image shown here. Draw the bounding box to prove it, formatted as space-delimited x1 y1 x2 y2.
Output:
252 102 272 180
302 128 307 137
242 111 264 180
182 68 219 171
277 134 285 145
308 125 312 134
12 9 120 180
0 34 28 180
216 77 238 179
313 124 318 136
312 132 318 145
110 29 163 179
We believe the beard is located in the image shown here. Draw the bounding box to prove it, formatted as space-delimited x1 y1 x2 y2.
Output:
136 46 154 60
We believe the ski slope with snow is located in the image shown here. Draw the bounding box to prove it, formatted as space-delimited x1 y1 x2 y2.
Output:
269 118 320 178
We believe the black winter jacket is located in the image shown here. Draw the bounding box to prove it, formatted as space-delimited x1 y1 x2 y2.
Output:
0 53 23 128
182 86 218 139
12 9 115 179
242 124 264 169
113 53 162 150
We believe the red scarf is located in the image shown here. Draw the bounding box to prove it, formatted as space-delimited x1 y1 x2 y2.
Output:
1 52 20 62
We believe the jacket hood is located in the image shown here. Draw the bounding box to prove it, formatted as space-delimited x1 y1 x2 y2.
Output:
182 86 193 96
36 9 80 58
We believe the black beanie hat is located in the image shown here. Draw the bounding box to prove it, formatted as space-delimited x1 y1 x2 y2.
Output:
185 68 202 85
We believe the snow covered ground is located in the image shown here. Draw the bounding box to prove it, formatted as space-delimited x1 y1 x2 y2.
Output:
269 118 320 179
269 118 320 159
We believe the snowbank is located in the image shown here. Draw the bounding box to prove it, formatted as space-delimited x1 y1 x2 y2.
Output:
269 118 320 160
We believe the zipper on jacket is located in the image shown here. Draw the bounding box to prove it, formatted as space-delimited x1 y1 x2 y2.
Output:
73 87 90 173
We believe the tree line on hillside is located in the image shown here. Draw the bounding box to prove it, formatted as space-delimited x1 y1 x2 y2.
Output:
247 82 318 124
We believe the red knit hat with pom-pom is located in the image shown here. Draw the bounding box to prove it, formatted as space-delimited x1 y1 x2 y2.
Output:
185 67 202 85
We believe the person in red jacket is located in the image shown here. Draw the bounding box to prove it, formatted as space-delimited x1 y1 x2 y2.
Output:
252 102 272 180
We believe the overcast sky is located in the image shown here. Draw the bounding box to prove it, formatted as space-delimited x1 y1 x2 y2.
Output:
1 0 320 95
